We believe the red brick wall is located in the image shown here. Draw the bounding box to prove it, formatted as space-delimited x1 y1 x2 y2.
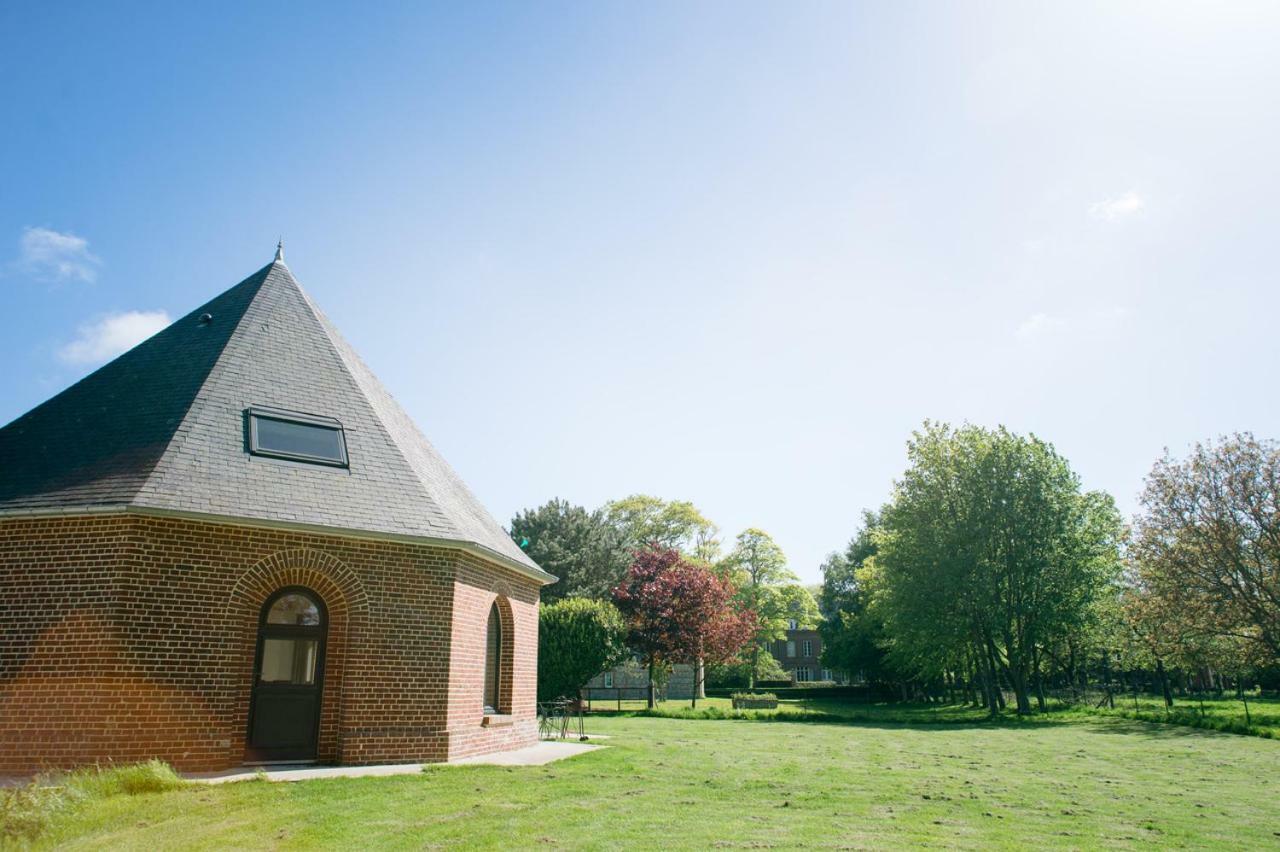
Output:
445 555 540 760
0 514 543 774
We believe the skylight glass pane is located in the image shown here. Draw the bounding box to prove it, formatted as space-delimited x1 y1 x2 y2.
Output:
249 410 347 466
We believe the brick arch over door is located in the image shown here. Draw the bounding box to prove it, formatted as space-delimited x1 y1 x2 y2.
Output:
225 548 368 764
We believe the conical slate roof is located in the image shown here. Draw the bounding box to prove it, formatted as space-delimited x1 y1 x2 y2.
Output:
0 255 551 583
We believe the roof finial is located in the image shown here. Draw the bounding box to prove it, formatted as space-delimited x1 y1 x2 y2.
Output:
274 239 284 263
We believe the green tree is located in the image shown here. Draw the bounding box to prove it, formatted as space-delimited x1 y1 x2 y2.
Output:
1131 433 1280 663
722 528 819 687
510 499 629 602
870 422 1124 715
537 598 628 701
604 495 721 562
818 511 897 687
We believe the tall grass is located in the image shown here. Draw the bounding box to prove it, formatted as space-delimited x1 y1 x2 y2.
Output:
1 759 185 843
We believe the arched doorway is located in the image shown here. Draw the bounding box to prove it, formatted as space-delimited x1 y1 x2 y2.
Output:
246 587 327 762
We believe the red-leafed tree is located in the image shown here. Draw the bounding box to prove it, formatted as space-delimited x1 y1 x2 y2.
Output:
613 545 756 709
670 565 757 708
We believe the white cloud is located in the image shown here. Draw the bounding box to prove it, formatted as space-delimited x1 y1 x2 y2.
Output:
1015 306 1130 343
1089 191 1145 221
17 226 101 282
1015 312 1066 341
58 310 171 365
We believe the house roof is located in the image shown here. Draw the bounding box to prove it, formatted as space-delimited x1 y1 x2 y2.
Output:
0 254 552 584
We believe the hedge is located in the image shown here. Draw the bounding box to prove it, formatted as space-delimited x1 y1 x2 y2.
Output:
705 685 895 701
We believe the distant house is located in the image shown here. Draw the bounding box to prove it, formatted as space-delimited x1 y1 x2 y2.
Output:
769 621 842 683
0 247 556 774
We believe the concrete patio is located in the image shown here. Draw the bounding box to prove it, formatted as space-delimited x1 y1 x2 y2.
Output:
186 739 604 784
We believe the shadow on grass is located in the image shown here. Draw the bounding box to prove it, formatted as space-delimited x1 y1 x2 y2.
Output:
600 701 1280 741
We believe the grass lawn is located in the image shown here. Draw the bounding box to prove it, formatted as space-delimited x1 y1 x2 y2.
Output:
638 694 1280 739
10 707 1280 850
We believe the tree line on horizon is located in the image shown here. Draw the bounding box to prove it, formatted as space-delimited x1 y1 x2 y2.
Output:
818 424 1280 716
516 425 1280 717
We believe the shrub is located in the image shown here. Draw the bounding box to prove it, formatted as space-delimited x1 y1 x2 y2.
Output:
539 597 628 701
731 692 779 709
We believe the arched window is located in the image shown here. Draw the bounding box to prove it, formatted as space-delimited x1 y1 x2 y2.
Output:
484 602 502 714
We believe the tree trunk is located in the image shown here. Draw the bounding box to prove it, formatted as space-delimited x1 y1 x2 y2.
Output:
696 656 706 700
647 658 657 710
1067 642 1078 702
1032 646 1047 713
982 642 1001 716
1101 650 1114 709
1156 658 1173 710
1008 667 1032 715
749 643 759 690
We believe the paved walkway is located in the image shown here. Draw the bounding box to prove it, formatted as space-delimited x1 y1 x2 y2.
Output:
187 739 603 784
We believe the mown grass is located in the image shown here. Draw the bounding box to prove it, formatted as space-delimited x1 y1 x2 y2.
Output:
8 710 1280 850
1062 693 1280 739
632 694 1280 738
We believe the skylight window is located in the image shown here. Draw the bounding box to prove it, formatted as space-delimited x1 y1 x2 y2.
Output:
247 407 348 467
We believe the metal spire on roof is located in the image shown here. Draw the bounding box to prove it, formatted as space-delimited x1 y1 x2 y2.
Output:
274 239 284 263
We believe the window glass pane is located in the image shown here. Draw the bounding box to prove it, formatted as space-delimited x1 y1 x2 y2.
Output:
254 416 345 463
484 605 501 712
260 638 318 684
267 593 321 626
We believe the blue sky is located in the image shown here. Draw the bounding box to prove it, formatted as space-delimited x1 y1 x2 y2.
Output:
3 2 1278 583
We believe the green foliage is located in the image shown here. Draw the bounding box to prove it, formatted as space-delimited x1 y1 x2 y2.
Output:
730 692 778 701
603 495 721 562
1 760 184 842
538 598 628 700
719 528 819 686
510 499 629 601
870 422 1124 713
818 511 900 686
706 651 787 688
1131 433 1280 664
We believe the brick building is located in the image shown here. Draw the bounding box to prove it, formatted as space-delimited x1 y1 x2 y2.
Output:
583 661 696 702
769 622 841 683
0 247 554 773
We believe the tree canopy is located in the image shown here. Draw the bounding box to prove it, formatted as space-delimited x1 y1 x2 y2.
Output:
510 499 629 602
720 527 819 686
868 422 1124 714
604 494 721 562
1131 433 1280 662
612 545 755 707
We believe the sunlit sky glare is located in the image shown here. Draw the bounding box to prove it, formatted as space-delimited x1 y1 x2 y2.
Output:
3 2 1278 583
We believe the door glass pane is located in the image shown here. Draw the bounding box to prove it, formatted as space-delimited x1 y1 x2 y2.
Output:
260 638 318 684
266 593 321 625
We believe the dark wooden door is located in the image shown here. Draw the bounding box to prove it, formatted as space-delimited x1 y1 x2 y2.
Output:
247 588 327 763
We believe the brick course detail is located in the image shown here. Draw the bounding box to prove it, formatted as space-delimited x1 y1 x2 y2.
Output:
0 513 540 773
